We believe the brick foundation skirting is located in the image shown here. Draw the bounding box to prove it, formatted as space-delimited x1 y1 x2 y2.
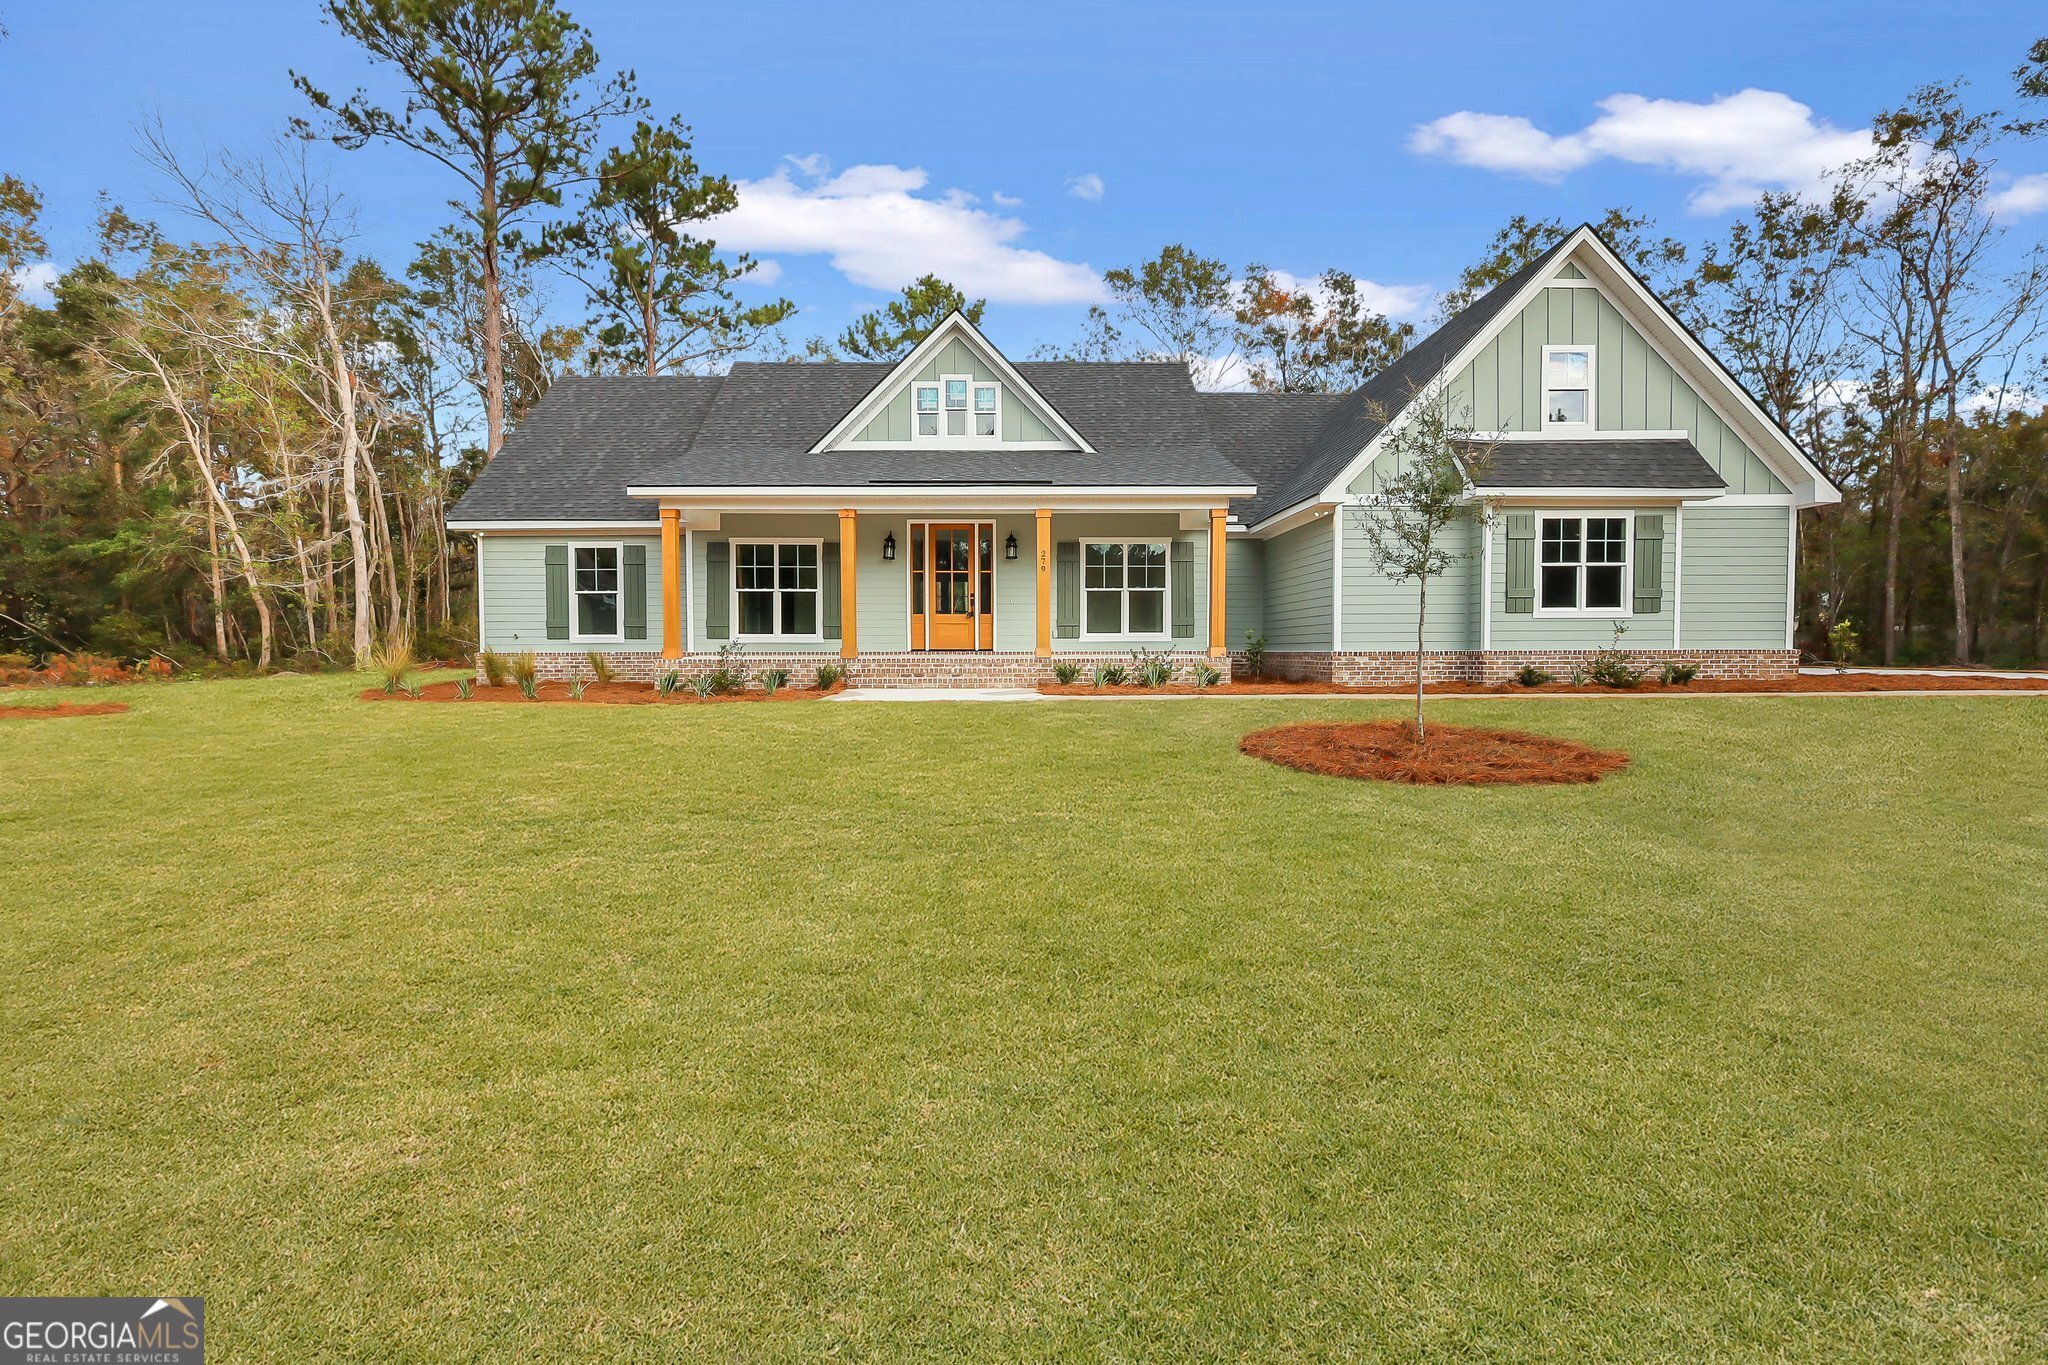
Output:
488 649 1232 689
1246 648 1798 685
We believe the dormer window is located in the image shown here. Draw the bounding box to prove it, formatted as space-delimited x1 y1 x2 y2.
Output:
1542 346 1594 429
913 375 1001 441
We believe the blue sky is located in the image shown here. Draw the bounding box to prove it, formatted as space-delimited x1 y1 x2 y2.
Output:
4 0 2045 362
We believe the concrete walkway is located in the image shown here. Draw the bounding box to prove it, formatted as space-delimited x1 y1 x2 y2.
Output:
1801 664 2048 680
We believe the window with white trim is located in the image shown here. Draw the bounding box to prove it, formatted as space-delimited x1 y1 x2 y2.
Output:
1539 515 1629 614
911 375 1001 441
734 541 820 637
973 383 999 437
1542 345 1594 428
1082 541 1168 637
913 383 939 437
572 545 622 640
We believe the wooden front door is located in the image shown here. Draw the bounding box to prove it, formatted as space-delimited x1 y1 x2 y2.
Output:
913 522 995 650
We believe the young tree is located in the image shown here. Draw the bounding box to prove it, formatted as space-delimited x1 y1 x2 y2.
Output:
836 275 983 360
553 117 794 375
294 0 642 458
1349 377 1494 741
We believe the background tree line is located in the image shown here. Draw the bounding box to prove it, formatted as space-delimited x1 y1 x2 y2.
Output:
3 6 2046 669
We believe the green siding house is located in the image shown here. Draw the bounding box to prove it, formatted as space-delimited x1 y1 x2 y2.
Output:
450 225 1836 686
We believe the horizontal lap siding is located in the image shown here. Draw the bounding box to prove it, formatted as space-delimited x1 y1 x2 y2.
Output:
1052 514 1207 654
480 533 665 652
695 513 841 654
1342 511 1479 650
1226 537 1265 647
1682 505 1791 648
1262 519 1333 651
1487 511 1676 650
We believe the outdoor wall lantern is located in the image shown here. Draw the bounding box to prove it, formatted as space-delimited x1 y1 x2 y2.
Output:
1004 533 1019 560
883 532 896 561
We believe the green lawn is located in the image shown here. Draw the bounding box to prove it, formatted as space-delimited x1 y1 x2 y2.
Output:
3 678 2046 1360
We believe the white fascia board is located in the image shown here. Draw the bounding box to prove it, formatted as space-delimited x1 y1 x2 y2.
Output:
807 312 1095 454
625 485 1252 511
449 519 660 532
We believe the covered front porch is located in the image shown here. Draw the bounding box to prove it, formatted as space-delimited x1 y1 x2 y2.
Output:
651 499 1232 686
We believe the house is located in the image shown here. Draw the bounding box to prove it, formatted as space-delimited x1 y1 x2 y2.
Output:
448 225 1838 687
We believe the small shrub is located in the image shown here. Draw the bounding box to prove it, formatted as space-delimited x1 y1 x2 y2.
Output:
1051 660 1083 685
1242 632 1267 677
705 640 747 693
1092 664 1128 688
1191 662 1223 689
1587 623 1646 689
516 673 540 700
1827 617 1860 673
1516 664 1556 687
1569 666 1589 686
568 677 589 700
1659 661 1700 686
686 674 717 698
757 667 789 695
370 636 416 695
478 650 509 687
507 651 539 689
656 671 682 698
455 678 473 700
586 651 617 684
815 662 846 691
1129 648 1176 688
401 680 424 700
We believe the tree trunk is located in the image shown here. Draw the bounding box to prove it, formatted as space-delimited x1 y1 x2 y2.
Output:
1883 444 1907 665
1943 426 1971 664
204 492 228 662
1414 574 1428 744
480 166 507 459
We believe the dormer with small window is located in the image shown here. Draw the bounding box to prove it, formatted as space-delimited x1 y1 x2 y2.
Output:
913 375 1003 442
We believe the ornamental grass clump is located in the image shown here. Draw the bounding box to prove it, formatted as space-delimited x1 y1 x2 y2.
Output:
516 673 540 700
1093 664 1127 688
585 652 617 684
1051 661 1083 685
454 678 473 700
370 636 416 695
656 671 682 698
478 650 509 687
568 677 590 700
1659 661 1700 686
1191 662 1223 689
758 667 789 695
686 674 717 699
814 663 845 690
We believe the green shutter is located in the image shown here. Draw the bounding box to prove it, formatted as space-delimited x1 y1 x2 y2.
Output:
705 541 729 641
544 544 569 639
1170 539 1195 639
1504 513 1535 615
821 543 841 640
622 543 647 639
1633 514 1665 614
1054 542 1080 639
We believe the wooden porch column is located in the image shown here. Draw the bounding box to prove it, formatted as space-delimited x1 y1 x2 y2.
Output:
660 508 683 659
838 509 858 659
1034 508 1053 657
1208 508 1228 659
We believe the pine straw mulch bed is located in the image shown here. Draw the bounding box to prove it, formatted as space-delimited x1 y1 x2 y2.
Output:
360 680 840 706
0 702 130 720
1043 672 2048 697
1240 719 1631 786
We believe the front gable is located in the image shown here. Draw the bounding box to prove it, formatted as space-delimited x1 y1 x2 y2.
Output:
811 312 1092 454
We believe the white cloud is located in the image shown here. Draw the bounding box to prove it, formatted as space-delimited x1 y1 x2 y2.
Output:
1410 88 1873 213
1247 267 1431 322
1064 172 1105 202
708 158 1106 305
8 261 58 305
739 257 783 287
1992 172 2048 218
991 190 1023 207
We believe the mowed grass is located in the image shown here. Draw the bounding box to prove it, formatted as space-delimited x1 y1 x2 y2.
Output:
2 678 2046 1360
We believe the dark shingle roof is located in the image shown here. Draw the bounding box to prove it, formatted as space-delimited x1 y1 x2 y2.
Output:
1198 392 1351 523
1251 235 1578 523
1466 438 1727 491
627 360 1251 490
449 375 720 523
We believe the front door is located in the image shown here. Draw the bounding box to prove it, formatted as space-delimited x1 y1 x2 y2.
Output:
913 522 995 650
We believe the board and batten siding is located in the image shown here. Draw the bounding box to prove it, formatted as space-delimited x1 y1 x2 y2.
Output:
1678 504 1792 648
1342 511 1481 650
851 337 1063 444
1440 285 1789 496
478 532 667 652
1261 518 1334 651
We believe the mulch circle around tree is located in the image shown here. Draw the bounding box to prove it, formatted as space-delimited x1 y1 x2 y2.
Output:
360 681 839 705
0 702 130 720
1240 719 1631 786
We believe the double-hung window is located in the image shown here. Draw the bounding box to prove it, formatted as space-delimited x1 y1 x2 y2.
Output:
735 541 820 637
1082 541 1168 638
943 377 969 436
911 376 1001 440
1538 515 1629 614
913 384 940 437
1542 345 1593 429
972 383 999 437
572 545 622 640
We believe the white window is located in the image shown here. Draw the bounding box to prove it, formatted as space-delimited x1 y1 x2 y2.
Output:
1538 515 1630 615
911 376 1001 441
1542 345 1594 429
734 541 821 638
1082 541 1169 638
571 544 622 641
